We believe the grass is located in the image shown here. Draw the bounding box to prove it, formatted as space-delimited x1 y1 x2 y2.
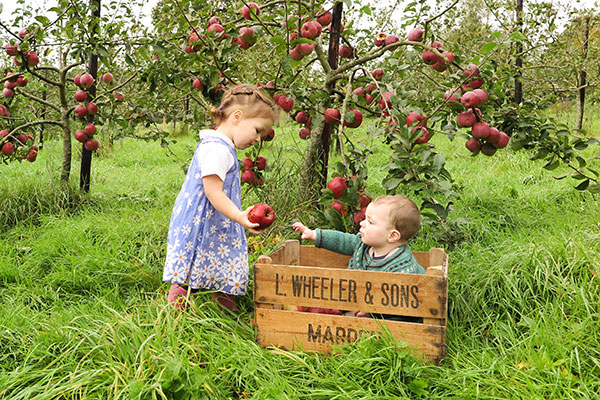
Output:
0 115 599 399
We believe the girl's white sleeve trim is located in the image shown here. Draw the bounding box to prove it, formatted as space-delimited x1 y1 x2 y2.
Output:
197 143 235 181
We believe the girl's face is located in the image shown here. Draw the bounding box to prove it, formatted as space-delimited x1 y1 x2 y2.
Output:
232 114 273 150
359 203 397 248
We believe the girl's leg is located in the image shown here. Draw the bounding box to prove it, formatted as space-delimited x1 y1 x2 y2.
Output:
210 291 238 311
168 284 197 310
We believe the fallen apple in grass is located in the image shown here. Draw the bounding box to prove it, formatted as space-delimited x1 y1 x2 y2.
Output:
248 203 275 230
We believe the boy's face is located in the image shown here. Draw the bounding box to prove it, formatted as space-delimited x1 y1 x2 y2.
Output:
359 203 398 248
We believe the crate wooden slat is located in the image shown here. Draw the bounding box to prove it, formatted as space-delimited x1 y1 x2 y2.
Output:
254 240 448 364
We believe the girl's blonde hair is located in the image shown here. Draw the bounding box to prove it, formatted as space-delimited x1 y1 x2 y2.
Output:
209 83 279 126
372 195 421 240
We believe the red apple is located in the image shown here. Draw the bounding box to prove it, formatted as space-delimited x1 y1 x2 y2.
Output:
84 139 100 151
241 2 260 19
465 137 481 153
472 122 490 139
87 102 98 114
494 131 510 149
74 90 88 102
371 68 384 81
384 34 399 46
301 21 319 39
339 45 353 59
413 127 430 144
353 208 366 224
74 129 87 143
406 111 426 128
379 92 396 110
463 63 479 78
16 75 27 87
374 33 386 46
192 78 204 91
295 111 308 124
241 169 256 183
316 10 332 26
407 27 424 42
74 105 87 118
25 51 39 66
277 95 294 112
327 176 347 198
114 92 124 101
3 88 14 98
343 109 362 128
241 157 254 170
1 142 15 156
26 151 37 162
468 79 484 89
262 128 274 141
18 27 29 39
359 192 371 208
299 128 311 139
4 81 16 90
80 73 94 89
255 156 267 170
472 89 488 105
84 123 96 136
365 94 374 105
297 42 315 56
457 110 478 127
324 108 341 124
74 74 82 87
208 16 221 26
461 91 480 108
421 49 439 65
5 43 18 56
0 129 9 138
330 200 346 215
248 203 275 230
289 46 303 60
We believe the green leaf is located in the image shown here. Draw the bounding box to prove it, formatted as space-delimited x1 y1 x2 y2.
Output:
575 180 590 191
510 31 526 41
481 42 497 53
556 129 570 137
542 159 559 170
587 182 600 193
360 5 372 15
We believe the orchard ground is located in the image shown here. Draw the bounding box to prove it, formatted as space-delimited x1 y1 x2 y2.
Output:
0 105 599 398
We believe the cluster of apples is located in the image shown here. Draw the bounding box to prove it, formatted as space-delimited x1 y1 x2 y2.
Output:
442 65 510 155
0 129 38 162
295 110 313 139
5 27 40 69
287 10 332 61
72 72 114 151
240 155 267 186
327 176 372 224
272 92 294 113
3 72 28 99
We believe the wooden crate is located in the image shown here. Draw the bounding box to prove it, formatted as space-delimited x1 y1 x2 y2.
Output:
253 240 448 364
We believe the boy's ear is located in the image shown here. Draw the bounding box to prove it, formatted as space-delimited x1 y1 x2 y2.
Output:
388 229 402 243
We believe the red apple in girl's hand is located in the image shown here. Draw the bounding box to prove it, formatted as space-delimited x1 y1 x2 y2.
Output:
248 203 275 230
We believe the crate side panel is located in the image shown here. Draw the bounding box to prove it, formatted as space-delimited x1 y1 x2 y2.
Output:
299 246 350 268
254 264 446 319
255 309 445 363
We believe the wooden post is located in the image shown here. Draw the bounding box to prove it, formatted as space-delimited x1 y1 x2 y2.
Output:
576 16 590 130
514 0 523 105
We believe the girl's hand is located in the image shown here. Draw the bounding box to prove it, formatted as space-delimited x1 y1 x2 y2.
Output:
238 206 262 234
292 222 317 242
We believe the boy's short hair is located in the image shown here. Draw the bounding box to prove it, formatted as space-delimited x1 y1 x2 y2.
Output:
372 195 420 240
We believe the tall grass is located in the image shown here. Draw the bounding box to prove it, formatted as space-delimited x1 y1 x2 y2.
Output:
0 121 599 399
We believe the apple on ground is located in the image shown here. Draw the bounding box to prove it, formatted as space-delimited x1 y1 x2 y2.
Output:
248 203 275 230
327 176 347 198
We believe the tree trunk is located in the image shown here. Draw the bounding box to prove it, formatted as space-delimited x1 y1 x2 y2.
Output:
80 0 100 192
514 0 523 105
576 16 590 130
300 2 342 199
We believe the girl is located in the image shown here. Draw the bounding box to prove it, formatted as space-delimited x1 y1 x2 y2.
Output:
163 84 278 311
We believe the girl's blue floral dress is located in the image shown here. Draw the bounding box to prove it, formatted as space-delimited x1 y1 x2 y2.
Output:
162 135 248 295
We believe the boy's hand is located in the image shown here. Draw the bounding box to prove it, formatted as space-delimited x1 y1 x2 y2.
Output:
238 206 262 234
292 222 317 242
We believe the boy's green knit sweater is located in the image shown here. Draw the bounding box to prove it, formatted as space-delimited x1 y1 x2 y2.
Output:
314 229 425 274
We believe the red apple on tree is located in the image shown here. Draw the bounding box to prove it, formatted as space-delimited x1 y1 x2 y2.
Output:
25 51 39 66
84 123 97 136
80 73 94 89
299 128 311 139
241 169 256 183
472 122 490 139
87 102 98 114
407 27 424 42
374 33 386 46
84 139 100 151
248 203 275 230
5 43 18 56
324 108 341 124
74 90 88 102
241 157 254 170
3 88 14 98
240 2 260 20
74 105 87 118
461 91 480 108
102 72 113 84
316 10 332 26
343 109 363 128
255 156 267 170
16 75 27 87
413 127 430 144
327 176 347 198
330 200 346 215
457 110 478 127
261 128 274 141
192 78 204 91
371 68 384 81
465 137 481 153
494 132 510 149
1 142 15 156
384 34 399 46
